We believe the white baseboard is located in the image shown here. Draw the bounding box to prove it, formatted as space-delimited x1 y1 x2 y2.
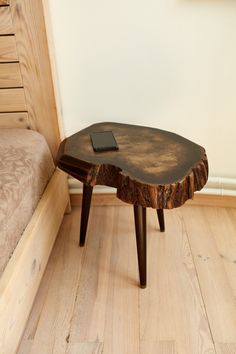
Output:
68 176 236 197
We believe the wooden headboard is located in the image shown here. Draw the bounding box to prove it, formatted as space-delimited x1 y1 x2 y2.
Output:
0 0 61 160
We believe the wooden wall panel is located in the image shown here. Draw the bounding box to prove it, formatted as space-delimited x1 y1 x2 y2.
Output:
0 62 22 87
0 36 18 62
10 0 61 160
0 88 26 111
0 112 29 128
0 6 13 34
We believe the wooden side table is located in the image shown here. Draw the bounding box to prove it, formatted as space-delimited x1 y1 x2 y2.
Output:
57 122 208 288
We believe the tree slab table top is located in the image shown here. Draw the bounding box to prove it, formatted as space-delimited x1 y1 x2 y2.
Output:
57 122 208 209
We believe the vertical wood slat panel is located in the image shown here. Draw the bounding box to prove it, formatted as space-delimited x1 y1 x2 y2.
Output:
0 36 18 62
0 62 22 87
0 6 13 34
0 112 30 128
0 88 26 111
10 0 61 160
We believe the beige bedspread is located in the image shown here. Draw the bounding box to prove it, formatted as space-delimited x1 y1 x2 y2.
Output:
0 129 55 276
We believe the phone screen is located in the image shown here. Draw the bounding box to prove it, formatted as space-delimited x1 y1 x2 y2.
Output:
90 131 119 152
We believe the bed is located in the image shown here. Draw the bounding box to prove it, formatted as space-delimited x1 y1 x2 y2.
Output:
0 1 70 353
0 129 55 275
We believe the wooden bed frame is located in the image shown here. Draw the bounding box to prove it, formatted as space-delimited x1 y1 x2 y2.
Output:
0 1 70 353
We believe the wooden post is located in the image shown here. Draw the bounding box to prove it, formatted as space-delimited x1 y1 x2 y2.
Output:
79 184 93 246
133 205 147 288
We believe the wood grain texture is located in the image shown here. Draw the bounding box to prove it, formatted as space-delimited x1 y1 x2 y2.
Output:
67 207 115 342
67 342 103 354
182 207 236 344
57 122 208 209
0 3 69 354
140 208 215 354
0 35 18 62
10 0 61 159
0 112 29 128
73 207 139 354
19 205 236 354
24 208 84 354
0 6 13 34
18 207 140 354
41 0 66 141
17 340 33 354
0 170 69 354
70 192 236 209
215 343 236 354
0 88 26 111
17 208 85 354
141 341 176 354
0 62 22 87
70 192 125 207
187 194 236 208
16 243 59 354
205 208 236 298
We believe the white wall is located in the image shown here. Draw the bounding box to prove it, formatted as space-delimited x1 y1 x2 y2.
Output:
48 0 236 178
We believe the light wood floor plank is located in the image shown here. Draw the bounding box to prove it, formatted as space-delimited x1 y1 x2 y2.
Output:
68 206 140 353
215 343 236 354
181 206 236 344
141 340 176 354
67 341 103 354
19 208 85 354
140 209 215 354
68 206 115 343
18 208 71 354
17 205 236 354
210 208 236 297
102 207 140 354
17 340 33 354
17 241 60 354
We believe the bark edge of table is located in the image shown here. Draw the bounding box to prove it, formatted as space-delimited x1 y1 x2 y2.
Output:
57 151 208 209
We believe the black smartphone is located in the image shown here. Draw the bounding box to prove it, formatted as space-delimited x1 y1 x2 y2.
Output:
90 131 119 152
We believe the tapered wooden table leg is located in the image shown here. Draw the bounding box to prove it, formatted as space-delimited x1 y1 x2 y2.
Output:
134 205 147 288
157 209 165 232
79 184 93 246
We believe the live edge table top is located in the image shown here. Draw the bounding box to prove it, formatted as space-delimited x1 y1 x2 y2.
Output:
57 122 208 209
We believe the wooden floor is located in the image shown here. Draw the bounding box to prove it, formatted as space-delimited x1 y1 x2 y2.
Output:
17 205 236 354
